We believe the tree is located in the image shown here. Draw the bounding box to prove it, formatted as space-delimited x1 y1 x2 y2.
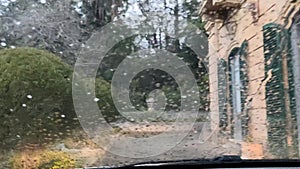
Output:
119 0 209 112
83 0 128 26
0 0 91 65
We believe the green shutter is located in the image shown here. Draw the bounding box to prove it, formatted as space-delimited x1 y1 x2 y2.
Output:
239 40 249 138
263 23 299 158
263 23 288 158
218 58 227 129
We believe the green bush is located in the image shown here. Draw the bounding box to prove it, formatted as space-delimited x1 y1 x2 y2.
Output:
161 85 181 111
77 77 119 122
0 48 117 148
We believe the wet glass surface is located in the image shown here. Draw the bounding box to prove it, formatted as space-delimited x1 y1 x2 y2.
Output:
0 0 300 168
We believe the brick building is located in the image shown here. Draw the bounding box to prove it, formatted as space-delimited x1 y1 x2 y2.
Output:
199 0 300 158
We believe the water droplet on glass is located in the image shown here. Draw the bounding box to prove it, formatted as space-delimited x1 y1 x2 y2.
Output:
39 0 46 4
14 21 21 25
0 42 6 47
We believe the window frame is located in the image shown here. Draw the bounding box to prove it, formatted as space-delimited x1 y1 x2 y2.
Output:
228 47 243 141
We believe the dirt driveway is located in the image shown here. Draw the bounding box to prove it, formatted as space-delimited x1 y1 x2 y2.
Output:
95 122 241 167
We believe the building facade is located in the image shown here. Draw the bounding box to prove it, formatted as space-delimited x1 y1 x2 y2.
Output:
200 0 300 159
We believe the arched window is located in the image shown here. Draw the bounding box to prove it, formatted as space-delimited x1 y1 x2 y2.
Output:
228 48 242 141
226 41 248 141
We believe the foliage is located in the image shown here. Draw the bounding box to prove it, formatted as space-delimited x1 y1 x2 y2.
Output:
0 0 90 65
0 48 75 148
83 0 128 27
99 36 139 81
182 0 206 31
10 150 75 169
38 151 75 169
79 77 119 122
161 85 181 111
128 72 209 112
0 48 117 148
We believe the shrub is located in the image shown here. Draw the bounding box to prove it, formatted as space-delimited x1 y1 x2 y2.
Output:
0 48 117 148
10 150 75 169
38 151 75 169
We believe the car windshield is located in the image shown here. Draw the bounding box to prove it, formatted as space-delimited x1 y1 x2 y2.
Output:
0 0 300 168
